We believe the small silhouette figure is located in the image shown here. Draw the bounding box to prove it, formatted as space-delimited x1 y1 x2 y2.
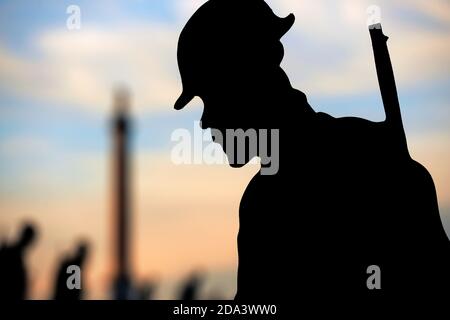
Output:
53 241 89 300
178 272 202 300
0 223 38 300
175 0 450 302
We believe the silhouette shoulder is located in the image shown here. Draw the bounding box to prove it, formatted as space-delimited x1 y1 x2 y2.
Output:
316 112 334 120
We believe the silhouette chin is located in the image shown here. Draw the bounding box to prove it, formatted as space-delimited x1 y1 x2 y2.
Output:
229 162 246 168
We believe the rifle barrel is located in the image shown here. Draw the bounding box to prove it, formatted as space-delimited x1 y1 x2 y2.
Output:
369 23 408 152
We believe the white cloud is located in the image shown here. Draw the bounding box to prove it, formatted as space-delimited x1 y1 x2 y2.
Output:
0 23 181 115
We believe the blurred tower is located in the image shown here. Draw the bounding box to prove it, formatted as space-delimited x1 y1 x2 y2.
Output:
111 87 132 299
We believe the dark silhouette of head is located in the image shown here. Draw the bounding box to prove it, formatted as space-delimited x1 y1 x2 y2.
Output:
17 223 37 250
75 241 89 263
175 0 295 167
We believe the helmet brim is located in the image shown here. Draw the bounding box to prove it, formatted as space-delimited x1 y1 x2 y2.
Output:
278 13 295 39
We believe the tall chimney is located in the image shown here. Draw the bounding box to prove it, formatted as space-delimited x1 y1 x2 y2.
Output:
112 86 132 299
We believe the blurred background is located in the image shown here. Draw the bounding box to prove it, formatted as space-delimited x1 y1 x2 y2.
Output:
0 0 449 299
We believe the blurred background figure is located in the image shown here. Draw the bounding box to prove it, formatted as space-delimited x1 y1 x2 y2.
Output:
178 271 203 300
53 241 89 300
0 223 38 300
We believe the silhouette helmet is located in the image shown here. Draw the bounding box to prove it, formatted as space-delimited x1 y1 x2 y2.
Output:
174 0 295 110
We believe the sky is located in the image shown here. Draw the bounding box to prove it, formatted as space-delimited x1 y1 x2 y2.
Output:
0 0 449 299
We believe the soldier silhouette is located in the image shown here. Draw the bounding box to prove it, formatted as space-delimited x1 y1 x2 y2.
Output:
53 241 89 300
174 0 450 302
0 223 38 300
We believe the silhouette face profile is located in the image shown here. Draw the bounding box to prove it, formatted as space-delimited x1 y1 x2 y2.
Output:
175 0 294 167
